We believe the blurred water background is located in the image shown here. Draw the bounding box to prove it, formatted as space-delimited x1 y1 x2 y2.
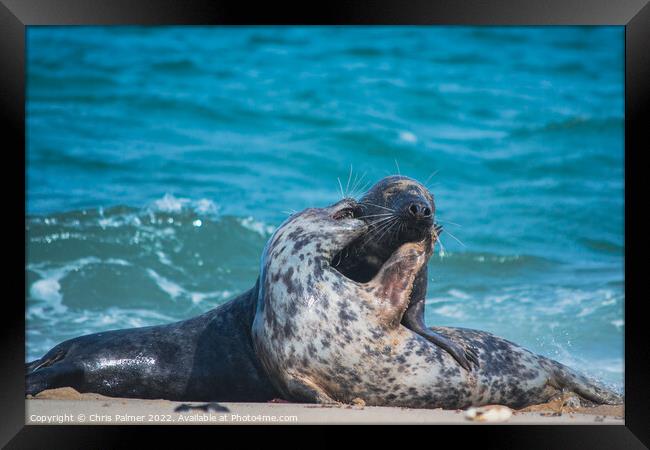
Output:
26 26 624 390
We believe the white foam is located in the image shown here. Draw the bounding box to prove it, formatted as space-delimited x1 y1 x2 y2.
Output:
146 269 184 299
239 216 276 237
105 258 131 266
151 194 219 216
448 289 471 300
488 294 510 304
155 251 173 267
611 319 624 330
153 193 189 213
399 131 418 143
592 358 624 374
31 232 84 243
30 278 62 304
27 257 133 316
193 198 218 215
28 257 101 315
431 305 466 319
146 268 232 305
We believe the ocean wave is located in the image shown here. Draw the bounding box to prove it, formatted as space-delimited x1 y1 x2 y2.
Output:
430 251 556 273
26 197 274 316
150 193 220 216
145 268 233 305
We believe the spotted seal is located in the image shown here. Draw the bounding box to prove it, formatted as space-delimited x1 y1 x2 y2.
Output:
251 197 622 408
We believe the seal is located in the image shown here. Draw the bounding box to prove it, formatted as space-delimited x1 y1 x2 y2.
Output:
251 197 623 408
334 175 478 370
25 283 280 401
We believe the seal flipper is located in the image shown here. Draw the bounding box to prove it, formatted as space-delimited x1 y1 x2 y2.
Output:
25 364 84 396
543 359 623 405
401 265 479 371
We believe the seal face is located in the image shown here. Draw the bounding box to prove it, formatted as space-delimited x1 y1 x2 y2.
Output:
333 175 436 282
251 197 622 408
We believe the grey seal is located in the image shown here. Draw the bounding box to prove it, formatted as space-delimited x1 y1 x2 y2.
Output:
251 197 622 408
25 283 280 401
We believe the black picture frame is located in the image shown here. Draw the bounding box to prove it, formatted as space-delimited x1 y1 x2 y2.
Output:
2 0 648 447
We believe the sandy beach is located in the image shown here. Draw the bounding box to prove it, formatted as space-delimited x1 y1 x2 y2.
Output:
25 388 624 425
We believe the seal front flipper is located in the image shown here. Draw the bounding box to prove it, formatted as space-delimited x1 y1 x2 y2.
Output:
402 293 479 370
409 323 480 371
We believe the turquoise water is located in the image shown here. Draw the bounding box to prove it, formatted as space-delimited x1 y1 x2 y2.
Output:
26 26 624 390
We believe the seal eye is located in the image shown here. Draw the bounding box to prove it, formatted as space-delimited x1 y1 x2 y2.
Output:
332 206 361 221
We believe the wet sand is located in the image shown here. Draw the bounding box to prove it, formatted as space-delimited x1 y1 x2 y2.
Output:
25 388 624 425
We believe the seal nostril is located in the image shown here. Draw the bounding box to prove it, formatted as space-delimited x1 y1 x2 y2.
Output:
409 204 419 216
423 207 431 217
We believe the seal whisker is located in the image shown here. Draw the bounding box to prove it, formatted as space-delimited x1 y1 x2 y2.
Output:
436 236 447 257
424 169 440 186
345 165 354 197
359 201 396 213
358 213 393 219
364 215 398 229
337 177 345 200
353 181 371 199
385 218 403 244
350 178 370 200
359 217 397 245
366 216 400 246
377 219 397 244
432 224 447 256
359 216 399 247
362 220 396 244
436 218 463 228
443 228 466 247
349 171 367 198
351 169 363 191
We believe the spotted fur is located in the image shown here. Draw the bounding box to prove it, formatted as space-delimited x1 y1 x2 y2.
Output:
251 199 623 408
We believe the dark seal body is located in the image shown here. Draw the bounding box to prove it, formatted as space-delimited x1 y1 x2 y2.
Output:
25 284 279 401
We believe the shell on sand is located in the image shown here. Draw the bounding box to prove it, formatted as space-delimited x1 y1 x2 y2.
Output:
464 405 513 423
